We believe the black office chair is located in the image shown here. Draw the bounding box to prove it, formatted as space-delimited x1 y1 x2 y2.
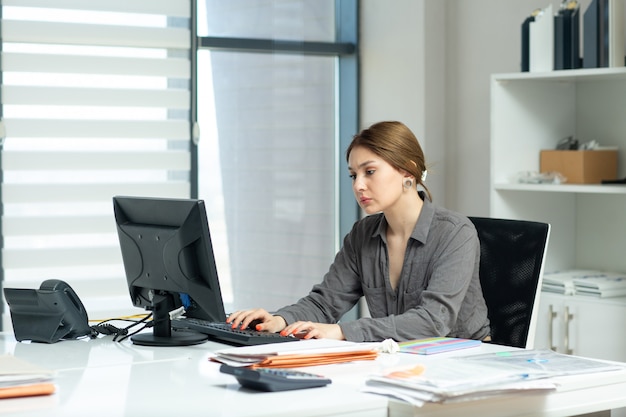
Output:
469 217 550 349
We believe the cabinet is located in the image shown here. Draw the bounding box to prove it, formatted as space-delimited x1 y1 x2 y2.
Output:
534 292 626 362
490 68 626 362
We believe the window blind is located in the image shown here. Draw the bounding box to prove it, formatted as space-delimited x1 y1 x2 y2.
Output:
1 0 193 329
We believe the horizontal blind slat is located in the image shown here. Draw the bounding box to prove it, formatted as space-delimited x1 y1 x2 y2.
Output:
4 119 190 139
2 86 190 108
2 52 190 78
3 183 190 203
2 21 190 49
3 151 190 170
3 247 122 269
3 216 114 236
2 0 190 17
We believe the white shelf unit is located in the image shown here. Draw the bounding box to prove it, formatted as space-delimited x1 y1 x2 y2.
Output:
491 68 626 274
491 68 626 364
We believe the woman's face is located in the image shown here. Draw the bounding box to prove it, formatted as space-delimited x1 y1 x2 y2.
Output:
347 145 405 214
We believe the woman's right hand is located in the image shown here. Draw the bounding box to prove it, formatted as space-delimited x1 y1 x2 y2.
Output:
226 308 287 333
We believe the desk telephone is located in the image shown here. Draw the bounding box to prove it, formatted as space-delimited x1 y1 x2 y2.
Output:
4 279 93 343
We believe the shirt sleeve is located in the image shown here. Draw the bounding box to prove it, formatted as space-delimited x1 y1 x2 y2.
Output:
273 222 365 326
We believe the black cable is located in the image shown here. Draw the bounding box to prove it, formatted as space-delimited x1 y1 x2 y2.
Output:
115 322 153 343
91 323 128 336
90 314 152 342
114 314 153 342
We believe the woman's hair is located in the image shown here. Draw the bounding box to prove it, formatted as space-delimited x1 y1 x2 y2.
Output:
346 120 432 201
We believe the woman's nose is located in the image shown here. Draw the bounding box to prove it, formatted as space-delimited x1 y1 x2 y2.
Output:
353 176 365 191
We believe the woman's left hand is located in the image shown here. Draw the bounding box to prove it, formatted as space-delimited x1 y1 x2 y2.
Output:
280 321 345 340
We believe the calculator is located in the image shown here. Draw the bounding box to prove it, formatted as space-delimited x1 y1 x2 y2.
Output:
219 364 332 392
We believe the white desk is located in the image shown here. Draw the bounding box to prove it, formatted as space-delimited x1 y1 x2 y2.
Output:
1 332 626 417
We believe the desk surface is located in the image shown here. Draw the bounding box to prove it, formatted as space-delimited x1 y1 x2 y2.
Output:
1 332 626 417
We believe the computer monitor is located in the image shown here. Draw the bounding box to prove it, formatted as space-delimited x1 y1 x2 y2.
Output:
112 196 227 346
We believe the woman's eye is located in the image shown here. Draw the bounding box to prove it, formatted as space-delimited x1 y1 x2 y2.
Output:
366 170 375 175
348 174 356 180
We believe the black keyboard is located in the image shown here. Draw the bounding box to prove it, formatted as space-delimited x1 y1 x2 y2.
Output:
171 318 299 346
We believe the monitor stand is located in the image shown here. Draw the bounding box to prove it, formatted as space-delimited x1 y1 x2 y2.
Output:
131 293 207 347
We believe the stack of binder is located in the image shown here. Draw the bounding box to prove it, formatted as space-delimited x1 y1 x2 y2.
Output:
521 0 625 71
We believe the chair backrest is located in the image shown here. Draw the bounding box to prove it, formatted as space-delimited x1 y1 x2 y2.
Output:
468 217 550 349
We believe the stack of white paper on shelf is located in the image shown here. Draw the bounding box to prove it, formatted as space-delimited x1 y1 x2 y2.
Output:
542 270 579 295
542 270 626 298
572 271 626 298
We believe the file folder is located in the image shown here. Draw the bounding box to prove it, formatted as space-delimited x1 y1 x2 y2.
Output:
583 0 602 67
608 0 625 66
521 15 536 71
583 0 624 68
530 5 554 72
554 5 581 69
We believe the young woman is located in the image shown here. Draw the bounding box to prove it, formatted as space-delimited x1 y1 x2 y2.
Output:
227 121 490 342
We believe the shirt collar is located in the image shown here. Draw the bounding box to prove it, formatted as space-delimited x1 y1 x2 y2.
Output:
373 191 434 245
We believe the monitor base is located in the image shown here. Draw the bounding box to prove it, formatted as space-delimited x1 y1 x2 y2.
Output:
131 329 208 347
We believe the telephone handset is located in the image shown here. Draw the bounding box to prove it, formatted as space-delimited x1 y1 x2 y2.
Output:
3 279 93 343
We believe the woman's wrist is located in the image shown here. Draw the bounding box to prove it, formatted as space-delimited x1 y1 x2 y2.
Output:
272 315 288 331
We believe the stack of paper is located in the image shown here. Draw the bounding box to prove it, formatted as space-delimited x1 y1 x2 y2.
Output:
542 269 626 297
542 270 586 295
209 339 379 368
364 349 626 407
572 271 626 297
0 355 55 399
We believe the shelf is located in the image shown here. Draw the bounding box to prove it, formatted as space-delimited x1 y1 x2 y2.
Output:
493 67 626 83
541 291 626 306
494 182 626 194
491 65 626 274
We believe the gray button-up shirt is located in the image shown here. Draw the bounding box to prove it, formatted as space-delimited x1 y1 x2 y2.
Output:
274 196 491 342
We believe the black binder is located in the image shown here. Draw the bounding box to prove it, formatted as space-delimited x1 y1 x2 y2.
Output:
583 0 609 68
555 6 581 70
521 16 535 72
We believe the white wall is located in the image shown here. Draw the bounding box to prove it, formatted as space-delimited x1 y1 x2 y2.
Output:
360 0 579 215
360 0 447 205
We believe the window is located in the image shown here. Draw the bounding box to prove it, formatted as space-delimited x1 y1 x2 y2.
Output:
197 0 358 313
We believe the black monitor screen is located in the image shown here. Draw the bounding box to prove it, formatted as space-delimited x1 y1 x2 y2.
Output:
113 196 226 346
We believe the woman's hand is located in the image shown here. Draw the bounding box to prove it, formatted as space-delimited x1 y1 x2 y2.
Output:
280 321 345 340
226 308 287 333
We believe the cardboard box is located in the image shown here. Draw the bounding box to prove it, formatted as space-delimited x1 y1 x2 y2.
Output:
540 150 618 184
